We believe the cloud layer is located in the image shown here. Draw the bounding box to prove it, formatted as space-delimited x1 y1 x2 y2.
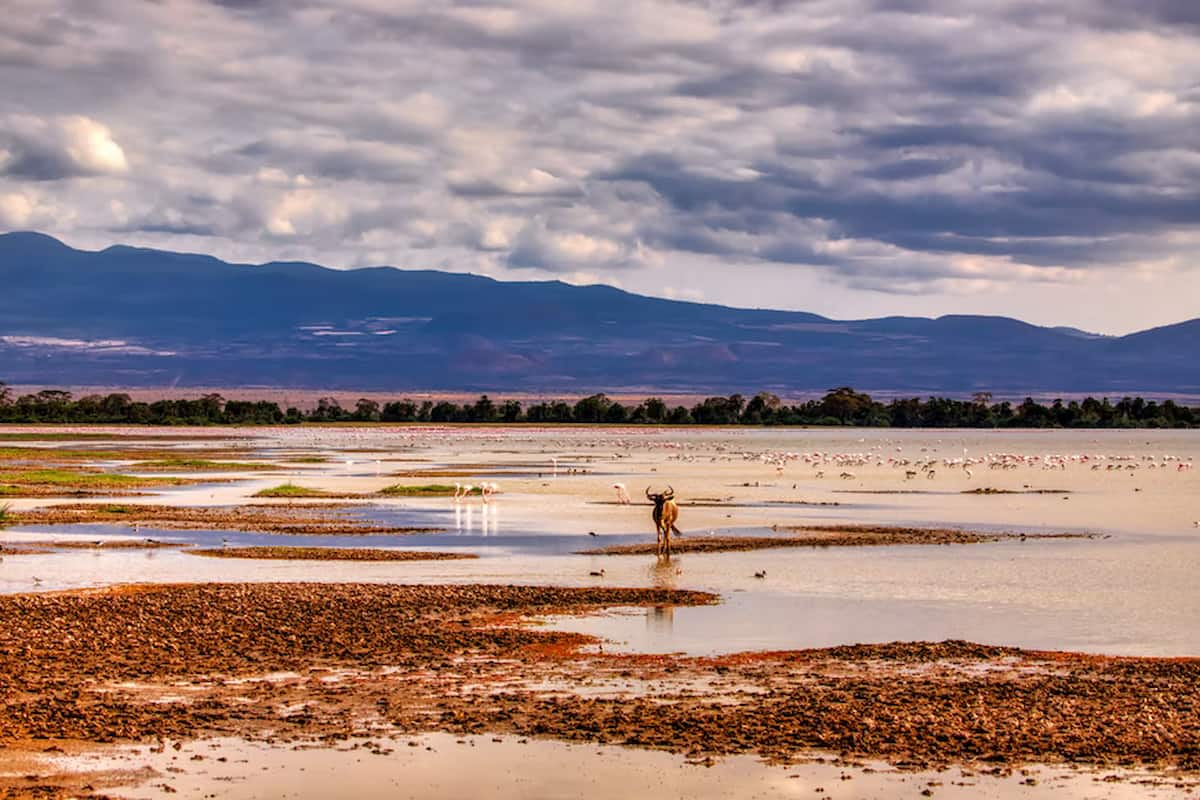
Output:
1 0 1198 331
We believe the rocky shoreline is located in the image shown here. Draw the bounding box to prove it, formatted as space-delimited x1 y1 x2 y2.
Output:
1 581 1196 800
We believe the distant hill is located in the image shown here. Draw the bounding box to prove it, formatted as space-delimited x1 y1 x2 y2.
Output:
0 231 1196 395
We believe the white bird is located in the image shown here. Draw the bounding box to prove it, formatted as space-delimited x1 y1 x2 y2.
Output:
612 482 631 505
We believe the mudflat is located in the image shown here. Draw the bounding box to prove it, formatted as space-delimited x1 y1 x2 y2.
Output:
0 582 1196 800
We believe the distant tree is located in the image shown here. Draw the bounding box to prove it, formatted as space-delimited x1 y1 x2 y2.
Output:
604 402 629 423
643 397 667 423
573 393 612 423
666 405 693 424
311 397 346 422
353 398 381 422
381 400 418 422
692 394 745 424
199 393 226 421
500 399 523 423
0 381 11 406
817 387 875 424
741 392 781 424
471 394 498 423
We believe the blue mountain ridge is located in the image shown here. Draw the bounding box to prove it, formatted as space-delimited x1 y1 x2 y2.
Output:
0 232 1195 394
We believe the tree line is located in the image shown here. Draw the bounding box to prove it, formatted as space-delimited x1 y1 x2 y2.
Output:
0 384 1197 428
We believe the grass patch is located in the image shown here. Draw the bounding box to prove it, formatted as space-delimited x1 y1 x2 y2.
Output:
377 483 478 497
283 456 329 464
132 458 274 471
0 469 185 487
0 446 101 461
253 482 348 498
0 503 10 525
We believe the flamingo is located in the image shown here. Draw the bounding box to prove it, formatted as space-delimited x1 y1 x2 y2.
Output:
612 482 631 504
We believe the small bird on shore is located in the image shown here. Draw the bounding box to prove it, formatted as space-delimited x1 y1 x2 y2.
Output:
753 570 766 579
32 576 43 585
587 531 598 537
589 569 605 577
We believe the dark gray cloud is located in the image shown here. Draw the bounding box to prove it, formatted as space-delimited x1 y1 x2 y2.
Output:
0 0 1197 331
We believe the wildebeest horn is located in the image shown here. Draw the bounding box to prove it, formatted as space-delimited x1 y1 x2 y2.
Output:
663 485 674 498
645 486 653 499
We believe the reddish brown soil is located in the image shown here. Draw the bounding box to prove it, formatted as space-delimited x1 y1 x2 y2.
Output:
0 581 1196 800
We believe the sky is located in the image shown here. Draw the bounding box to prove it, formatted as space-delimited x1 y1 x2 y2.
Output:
1 1 1198 335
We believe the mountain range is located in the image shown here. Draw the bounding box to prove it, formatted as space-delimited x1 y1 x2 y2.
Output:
1 231 1196 396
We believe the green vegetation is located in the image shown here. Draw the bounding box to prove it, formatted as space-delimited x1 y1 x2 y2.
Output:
0 469 171 487
0 446 101 460
284 456 328 463
131 458 271 471
253 483 341 498
0 502 11 524
377 484 475 497
0 382 1197 428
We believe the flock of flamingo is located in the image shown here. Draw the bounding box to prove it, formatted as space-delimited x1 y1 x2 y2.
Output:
452 481 500 503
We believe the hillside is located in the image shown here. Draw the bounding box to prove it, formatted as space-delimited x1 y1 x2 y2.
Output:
0 232 1195 394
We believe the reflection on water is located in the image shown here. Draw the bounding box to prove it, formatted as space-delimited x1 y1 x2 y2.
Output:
453 502 501 535
29 733 1185 800
647 604 675 637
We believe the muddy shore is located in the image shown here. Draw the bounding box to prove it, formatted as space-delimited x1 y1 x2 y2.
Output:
580 525 1097 555
0 581 1196 800
187 547 477 561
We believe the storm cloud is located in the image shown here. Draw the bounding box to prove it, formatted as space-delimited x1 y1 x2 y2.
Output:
0 0 1197 331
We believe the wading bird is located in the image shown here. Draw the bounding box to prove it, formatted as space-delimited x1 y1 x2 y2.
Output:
612 482 631 504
